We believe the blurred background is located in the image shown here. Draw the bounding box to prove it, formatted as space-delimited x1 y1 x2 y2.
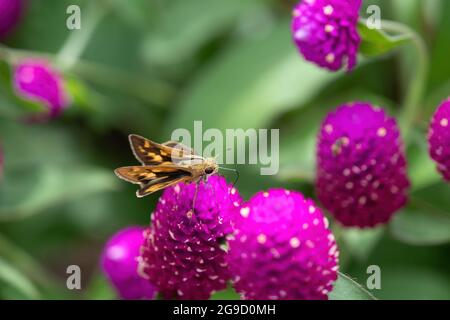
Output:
0 0 449 299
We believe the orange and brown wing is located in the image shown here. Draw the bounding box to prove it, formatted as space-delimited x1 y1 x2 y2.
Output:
136 175 190 198
128 134 196 165
114 165 193 197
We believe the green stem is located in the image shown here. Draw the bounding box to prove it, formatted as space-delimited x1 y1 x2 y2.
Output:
380 20 429 139
56 1 107 71
0 45 175 107
0 233 59 291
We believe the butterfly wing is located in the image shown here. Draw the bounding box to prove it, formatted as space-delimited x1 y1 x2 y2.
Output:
114 165 193 197
128 134 197 165
162 140 197 156
136 175 189 198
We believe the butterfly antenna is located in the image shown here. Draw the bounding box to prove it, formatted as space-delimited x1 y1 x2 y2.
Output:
218 166 240 189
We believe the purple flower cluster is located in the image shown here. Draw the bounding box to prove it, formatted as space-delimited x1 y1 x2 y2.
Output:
101 226 157 299
316 102 410 227
13 59 70 117
0 0 23 40
292 0 362 71
428 98 450 181
227 189 339 300
139 175 242 299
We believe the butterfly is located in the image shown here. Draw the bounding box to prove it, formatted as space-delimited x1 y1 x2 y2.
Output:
114 134 219 198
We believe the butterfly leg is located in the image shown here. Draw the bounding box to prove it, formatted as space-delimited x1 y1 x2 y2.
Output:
191 182 199 214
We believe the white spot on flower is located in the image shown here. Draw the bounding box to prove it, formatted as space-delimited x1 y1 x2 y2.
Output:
290 237 300 248
308 205 316 214
306 240 315 248
107 245 125 261
323 5 334 15
295 29 308 41
174 184 180 194
324 24 334 33
358 196 367 205
325 53 335 63
257 234 267 244
440 118 448 127
263 192 269 198
302 223 309 230
324 124 333 133
377 127 387 137
323 217 329 228
270 248 280 258
240 207 250 218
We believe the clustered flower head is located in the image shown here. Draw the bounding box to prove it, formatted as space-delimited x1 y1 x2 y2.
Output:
227 189 338 300
101 226 157 300
13 59 70 117
0 0 23 40
316 102 410 227
428 97 450 181
139 175 243 300
291 0 362 71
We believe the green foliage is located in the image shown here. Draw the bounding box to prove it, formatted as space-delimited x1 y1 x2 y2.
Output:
329 272 377 300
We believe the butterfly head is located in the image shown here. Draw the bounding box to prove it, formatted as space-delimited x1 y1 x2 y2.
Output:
203 157 218 176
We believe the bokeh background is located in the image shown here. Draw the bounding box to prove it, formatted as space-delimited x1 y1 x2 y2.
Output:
0 0 449 300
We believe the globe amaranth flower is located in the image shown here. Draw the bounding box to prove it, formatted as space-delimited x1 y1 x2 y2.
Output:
139 175 242 300
0 0 23 39
428 97 450 181
316 102 410 228
292 0 362 71
101 226 157 300
227 189 339 300
13 59 70 117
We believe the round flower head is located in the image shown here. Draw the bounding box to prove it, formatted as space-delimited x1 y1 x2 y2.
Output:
0 0 23 39
292 0 362 71
13 59 70 117
316 102 410 227
428 97 450 181
101 226 157 300
227 189 338 300
140 175 242 300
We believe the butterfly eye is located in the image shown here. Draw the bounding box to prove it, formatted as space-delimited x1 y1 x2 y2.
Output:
205 167 214 174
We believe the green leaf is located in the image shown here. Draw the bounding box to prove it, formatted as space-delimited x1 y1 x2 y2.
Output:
85 273 117 300
210 286 241 300
358 20 410 57
166 20 336 133
389 208 450 246
341 227 385 262
329 272 377 300
142 0 267 66
0 257 40 299
0 165 118 221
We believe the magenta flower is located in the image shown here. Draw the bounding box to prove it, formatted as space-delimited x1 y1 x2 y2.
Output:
428 97 450 181
101 226 157 300
139 175 242 300
227 189 339 300
13 59 70 117
292 0 362 71
316 102 410 227
0 0 23 39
